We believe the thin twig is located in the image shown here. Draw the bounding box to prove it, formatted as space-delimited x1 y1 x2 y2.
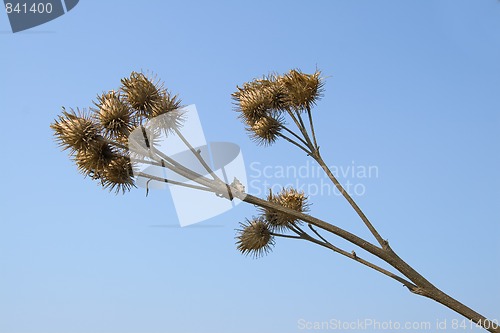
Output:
130 157 165 168
299 230 418 291
307 224 332 245
286 109 313 149
173 127 222 182
149 145 217 191
270 232 302 240
274 223 417 291
131 153 215 191
287 224 307 238
306 105 319 151
296 111 315 150
136 172 213 192
281 124 310 147
314 153 386 248
281 109 386 248
276 132 312 155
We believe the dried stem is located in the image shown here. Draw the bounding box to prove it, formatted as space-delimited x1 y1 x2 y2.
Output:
270 232 302 240
173 127 222 182
132 114 497 333
280 115 386 248
136 172 213 192
286 109 314 149
303 224 418 290
307 223 332 245
276 132 312 155
237 192 496 332
148 145 219 191
306 105 319 151
52 70 498 333
281 124 310 147
313 152 386 248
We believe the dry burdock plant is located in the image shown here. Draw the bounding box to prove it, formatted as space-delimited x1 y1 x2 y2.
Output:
51 70 498 332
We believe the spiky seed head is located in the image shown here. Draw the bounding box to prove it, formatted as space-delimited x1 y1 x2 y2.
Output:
74 140 116 178
52 71 183 195
94 90 133 138
256 74 289 112
280 69 323 111
101 155 136 193
263 187 309 232
149 92 184 134
236 218 275 258
121 72 162 117
51 108 101 153
114 133 131 147
248 115 283 146
232 75 287 121
150 91 182 118
233 84 272 123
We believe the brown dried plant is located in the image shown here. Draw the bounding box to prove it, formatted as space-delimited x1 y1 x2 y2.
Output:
51 70 498 333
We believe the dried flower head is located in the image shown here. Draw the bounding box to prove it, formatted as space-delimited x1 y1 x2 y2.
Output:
101 155 136 193
121 72 162 117
74 140 116 178
51 71 182 195
150 91 181 118
232 75 286 124
247 115 283 146
236 218 275 258
280 69 323 111
234 69 323 146
94 90 133 138
149 91 184 133
233 82 272 123
51 108 101 153
263 187 309 231
264 74 289 111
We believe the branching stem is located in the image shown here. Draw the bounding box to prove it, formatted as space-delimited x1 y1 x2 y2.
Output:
281 124 310 147
276 132 311 155
136 172 213 192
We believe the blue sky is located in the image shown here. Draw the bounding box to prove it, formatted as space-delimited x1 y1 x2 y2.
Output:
0 1 499 332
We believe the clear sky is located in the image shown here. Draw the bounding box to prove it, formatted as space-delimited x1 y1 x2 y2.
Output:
0 1 499 333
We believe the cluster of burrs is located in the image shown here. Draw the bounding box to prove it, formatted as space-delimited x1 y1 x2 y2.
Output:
50 70 496 328
51 72 182 193
232 69 323 151
51 69 324 258
232 69 326 258
236 188 310 258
